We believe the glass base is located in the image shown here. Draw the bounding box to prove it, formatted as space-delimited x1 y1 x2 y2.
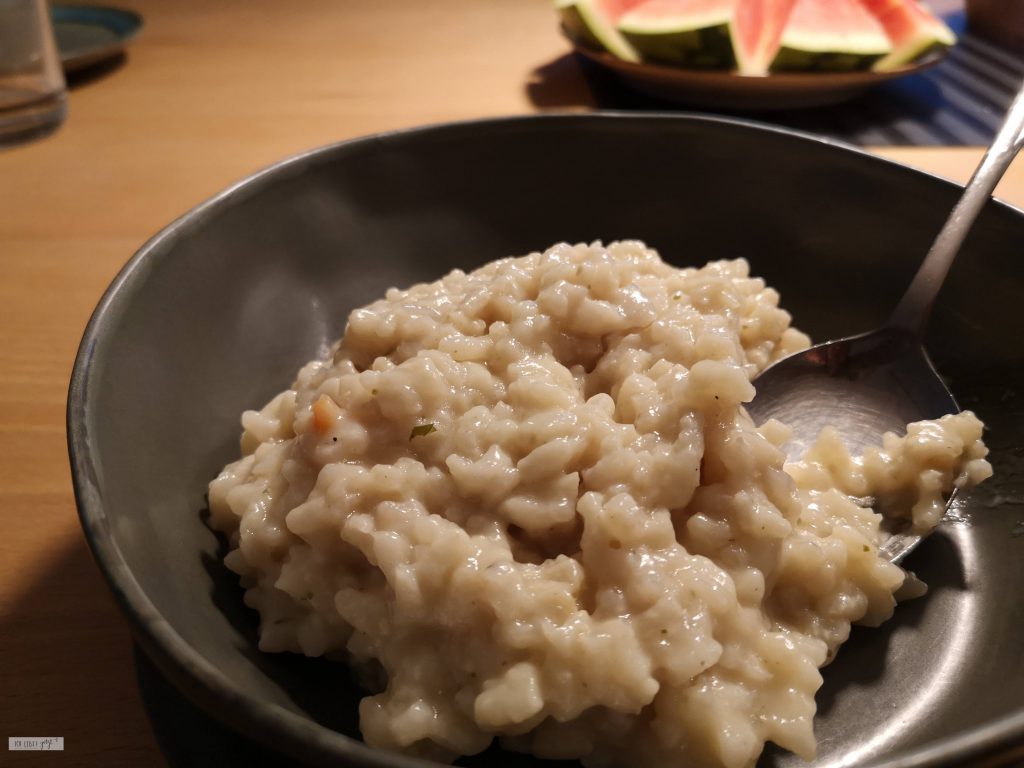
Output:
0 89 67 147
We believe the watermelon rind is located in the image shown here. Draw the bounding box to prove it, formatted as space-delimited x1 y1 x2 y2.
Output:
618 6 736 68
872 28 953 71
556 0 641 62
871 7 955 71
772 26 892 71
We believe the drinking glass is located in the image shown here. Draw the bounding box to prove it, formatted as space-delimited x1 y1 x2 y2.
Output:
0 0 67 146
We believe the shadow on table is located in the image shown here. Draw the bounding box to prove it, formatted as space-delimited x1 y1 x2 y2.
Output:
0 533 158 765
65 52 128 90
525 54 601 109
526 53 660 111
135 644 302 767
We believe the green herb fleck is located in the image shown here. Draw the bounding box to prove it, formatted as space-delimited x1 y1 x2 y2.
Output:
410 423 437 440
371 388 378 396
863 545 870 552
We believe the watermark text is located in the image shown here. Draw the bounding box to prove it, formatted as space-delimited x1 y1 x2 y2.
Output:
9 737 64 751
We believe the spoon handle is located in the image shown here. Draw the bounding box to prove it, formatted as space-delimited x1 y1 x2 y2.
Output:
888 80 1024 335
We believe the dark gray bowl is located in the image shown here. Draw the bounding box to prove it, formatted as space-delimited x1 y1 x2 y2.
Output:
68 114 1024 768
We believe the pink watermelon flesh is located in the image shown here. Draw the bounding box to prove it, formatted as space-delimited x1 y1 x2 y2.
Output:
857 0 955 70
617 0 799 74
626 0 732 17
733 0 799 75
772 0 891 71
785 0 888 41
600 0 649 16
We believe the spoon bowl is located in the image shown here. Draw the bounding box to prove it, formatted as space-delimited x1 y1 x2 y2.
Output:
748 328 956 460
746 328 958 562
748 83 1024 563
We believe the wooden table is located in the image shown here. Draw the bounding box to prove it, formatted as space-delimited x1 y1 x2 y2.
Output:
1 0 1021 765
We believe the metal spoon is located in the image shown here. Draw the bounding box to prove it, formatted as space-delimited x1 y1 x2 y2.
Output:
747 83 1024 564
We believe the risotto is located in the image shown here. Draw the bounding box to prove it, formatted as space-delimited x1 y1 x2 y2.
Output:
209 241 991 768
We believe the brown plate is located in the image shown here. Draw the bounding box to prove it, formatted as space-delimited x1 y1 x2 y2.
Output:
571 43 947 110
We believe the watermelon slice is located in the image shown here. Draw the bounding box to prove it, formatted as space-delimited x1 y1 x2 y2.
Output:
732 0 799 74
772 0 892 71
616 0 801 74
557 0 944 73
858 0 956 71
617 0 738 69
556 0 648 62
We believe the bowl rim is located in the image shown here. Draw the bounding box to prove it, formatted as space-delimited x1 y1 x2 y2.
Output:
67 111 1024 768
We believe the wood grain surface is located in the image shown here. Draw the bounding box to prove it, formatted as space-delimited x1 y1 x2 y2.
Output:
0 0 1020 765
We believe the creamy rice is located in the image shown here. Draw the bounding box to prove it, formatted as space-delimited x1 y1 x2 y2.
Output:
209 241 991 768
